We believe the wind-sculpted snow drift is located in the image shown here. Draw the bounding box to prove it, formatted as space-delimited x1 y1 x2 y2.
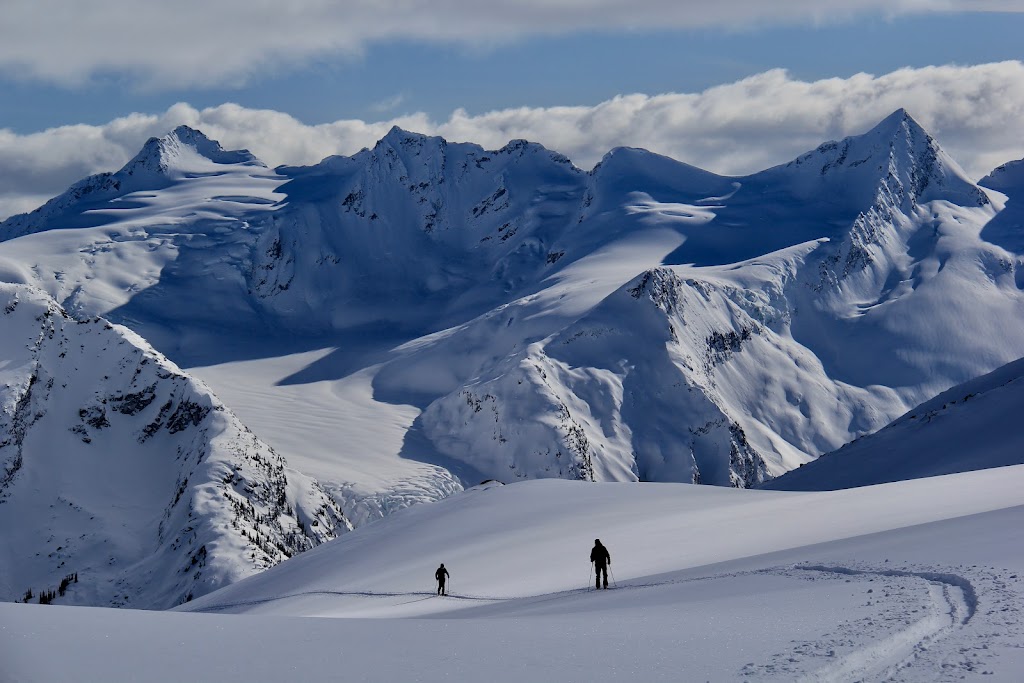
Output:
1 110 1023 505
0 284 350 608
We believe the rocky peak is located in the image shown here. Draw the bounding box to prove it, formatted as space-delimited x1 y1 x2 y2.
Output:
121 126 264 177
494 138 575 167
781 109 987 210
374 126 447 155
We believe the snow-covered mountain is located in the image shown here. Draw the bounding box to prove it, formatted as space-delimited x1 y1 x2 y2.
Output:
979 157 1024 254
981 158 1024 193
0 111 1022 509
0 125 268 241
373 110 1022 487
0 283 349 609
248 128 585 333
763 355 1024 491
0 125 285 327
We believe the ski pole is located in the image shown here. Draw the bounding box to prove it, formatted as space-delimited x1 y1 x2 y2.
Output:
609 566 617 588
589 562 594 591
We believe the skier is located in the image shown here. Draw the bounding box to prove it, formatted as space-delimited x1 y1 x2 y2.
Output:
435 563 450 596
590 539 611 589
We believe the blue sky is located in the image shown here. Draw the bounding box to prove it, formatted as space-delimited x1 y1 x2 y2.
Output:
1 10 1022 133
1 2 1023 220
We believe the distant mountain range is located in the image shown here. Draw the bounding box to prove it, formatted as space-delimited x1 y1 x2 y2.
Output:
2 110 1023 606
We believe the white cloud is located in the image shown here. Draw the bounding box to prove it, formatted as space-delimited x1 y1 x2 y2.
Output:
0 1 1019 88
370 94 407 114
2 62 1023 220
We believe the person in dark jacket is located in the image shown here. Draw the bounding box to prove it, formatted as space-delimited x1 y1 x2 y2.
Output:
590 539 611 589
435 563 450 595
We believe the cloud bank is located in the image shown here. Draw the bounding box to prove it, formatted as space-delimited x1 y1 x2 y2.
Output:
0 1 1020 88
2 62 1022 220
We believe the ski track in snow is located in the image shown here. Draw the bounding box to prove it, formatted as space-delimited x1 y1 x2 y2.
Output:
785 565 973 683
186 560 1024 681
743 563 1021 682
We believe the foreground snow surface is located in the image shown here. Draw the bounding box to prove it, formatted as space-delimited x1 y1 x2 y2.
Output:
4 468 1024 682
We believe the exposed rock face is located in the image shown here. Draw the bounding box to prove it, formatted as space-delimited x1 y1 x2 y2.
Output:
0 283 350 609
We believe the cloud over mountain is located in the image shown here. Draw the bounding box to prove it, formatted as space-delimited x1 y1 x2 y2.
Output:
0 1 1018 87
2 62 1023 221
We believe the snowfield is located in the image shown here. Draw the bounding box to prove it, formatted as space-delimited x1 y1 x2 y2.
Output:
3 468 1024 681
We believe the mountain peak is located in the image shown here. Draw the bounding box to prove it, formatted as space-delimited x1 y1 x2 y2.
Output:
862 108 932 147
0 127 272 241
776 109 986 208
168 124 212 145
121 126 264 178
384 124 416 138
377 125 435 148
589 145 731 200
370 127 450 165
874 107 913 131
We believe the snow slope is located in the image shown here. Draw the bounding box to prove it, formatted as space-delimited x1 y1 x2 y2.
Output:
763 356 1024 491
4 467 1023 681
0 283 349 609
189 349 463 528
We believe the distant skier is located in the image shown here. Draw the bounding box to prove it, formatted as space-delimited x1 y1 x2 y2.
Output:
590 539 611 589
435 563 450 596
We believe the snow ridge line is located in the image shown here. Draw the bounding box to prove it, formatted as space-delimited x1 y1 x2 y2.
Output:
792 564 975 682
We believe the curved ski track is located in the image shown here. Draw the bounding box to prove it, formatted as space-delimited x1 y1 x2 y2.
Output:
790 565 974 682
